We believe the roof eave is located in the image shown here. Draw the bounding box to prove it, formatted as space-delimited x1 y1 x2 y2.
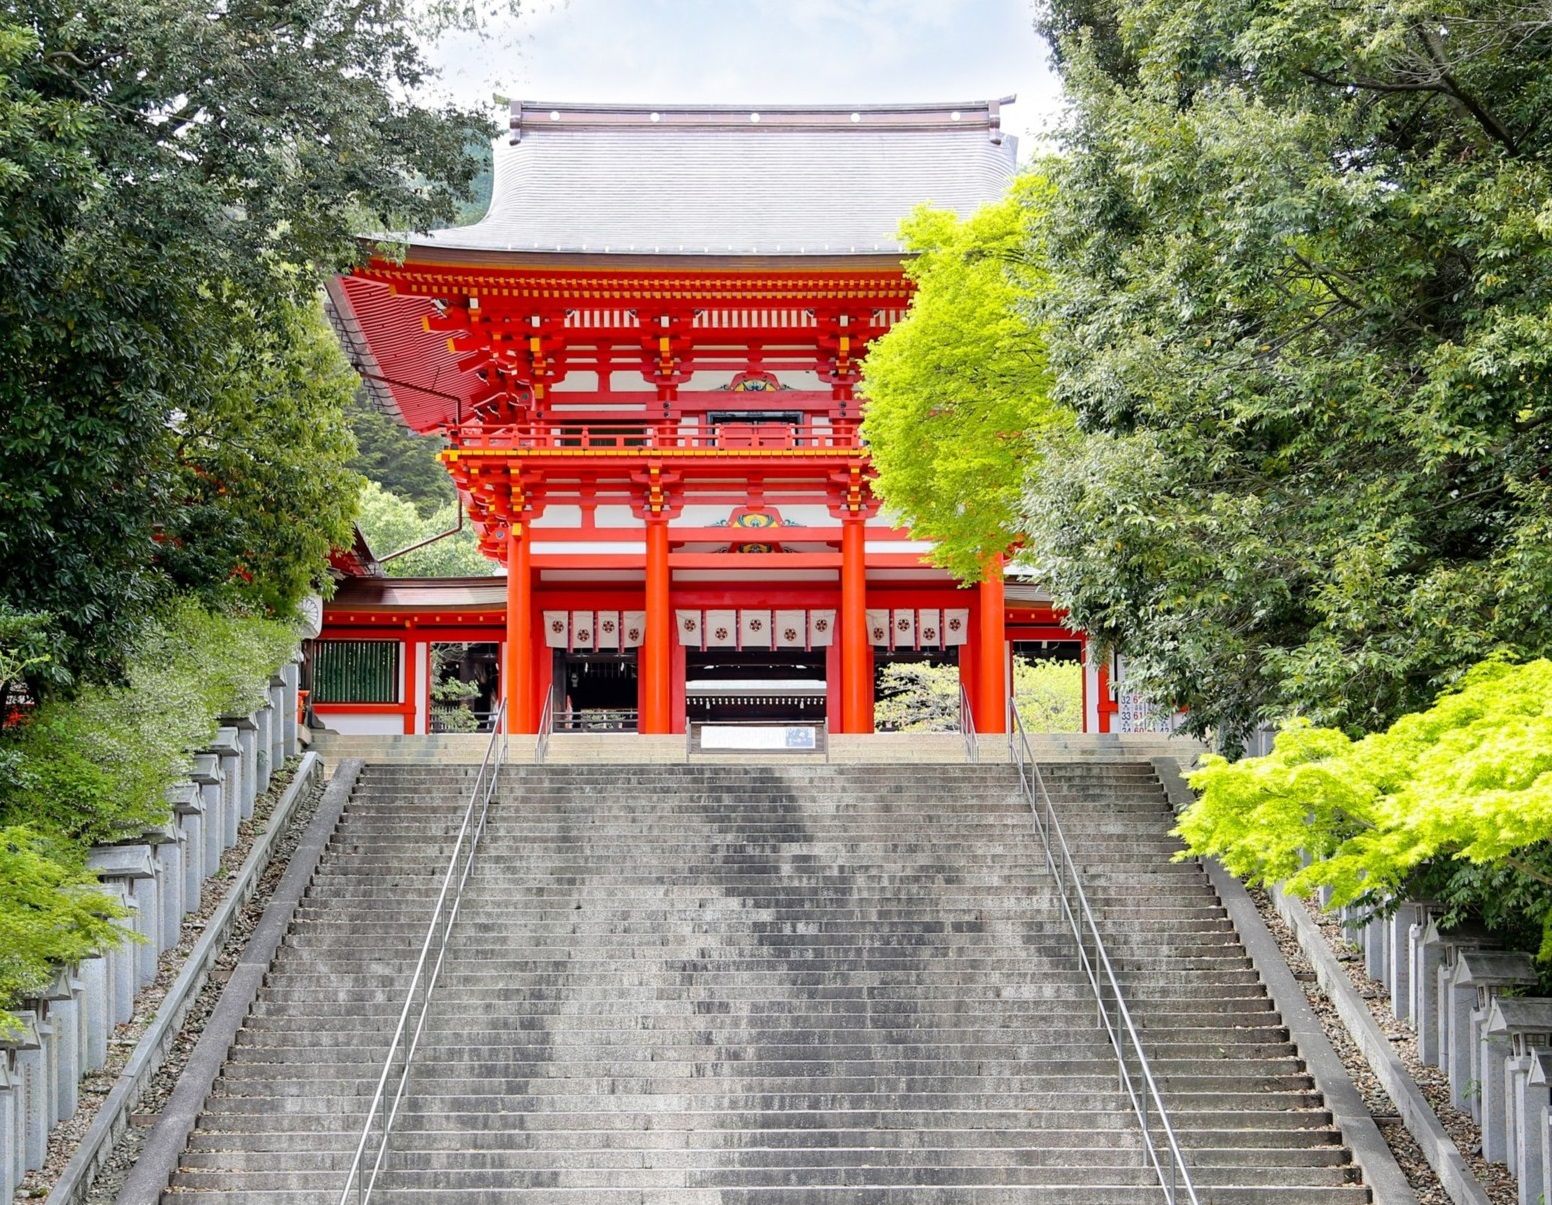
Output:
358 240 910 273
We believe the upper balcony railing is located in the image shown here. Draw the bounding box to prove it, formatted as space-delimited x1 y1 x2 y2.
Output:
445 422 864 454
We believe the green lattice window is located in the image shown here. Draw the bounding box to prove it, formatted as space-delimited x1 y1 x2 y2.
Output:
309 640 400 704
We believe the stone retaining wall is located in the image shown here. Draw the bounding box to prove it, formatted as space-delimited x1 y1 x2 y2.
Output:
0 657 303 1199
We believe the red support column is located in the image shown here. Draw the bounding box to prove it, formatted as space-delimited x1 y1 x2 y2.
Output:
840 516 872 733
976 556 1007 734
402 634 418 735
505 524 536 734
642 517 671 733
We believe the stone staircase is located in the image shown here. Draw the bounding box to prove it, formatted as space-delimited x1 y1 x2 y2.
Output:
162 761 1368 1203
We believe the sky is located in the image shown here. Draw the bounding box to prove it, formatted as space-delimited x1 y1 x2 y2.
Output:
425 0 1065 157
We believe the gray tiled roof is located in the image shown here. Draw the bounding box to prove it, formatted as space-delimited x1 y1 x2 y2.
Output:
412 100 1019 256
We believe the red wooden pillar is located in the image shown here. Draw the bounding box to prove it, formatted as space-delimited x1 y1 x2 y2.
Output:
1096 660 1115 734
975 556 1007 734
642 517 671 733
840 516 872 733
505 525 536 734
402 632 418 735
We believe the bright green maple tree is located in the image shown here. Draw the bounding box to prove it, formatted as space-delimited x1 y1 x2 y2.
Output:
1178 659 1552 956
861 174 1071 583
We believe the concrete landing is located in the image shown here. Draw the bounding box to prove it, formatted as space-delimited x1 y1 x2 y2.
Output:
309 729 1206 768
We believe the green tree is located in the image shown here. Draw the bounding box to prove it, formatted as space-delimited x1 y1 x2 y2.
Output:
1177 658 1552 959
158 298 364 614
346 393 455 515
861 175 1071 582
874 661 961 732
1023 0 1552 747
355 481 495 578
1013 658 1083 733
0 0 489 685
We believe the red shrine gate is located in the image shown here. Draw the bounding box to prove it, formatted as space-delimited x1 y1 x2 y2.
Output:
318 100 1115 738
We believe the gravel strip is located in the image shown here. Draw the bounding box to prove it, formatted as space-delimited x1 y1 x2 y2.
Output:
9 758 324 1204
1248 886 1518 1205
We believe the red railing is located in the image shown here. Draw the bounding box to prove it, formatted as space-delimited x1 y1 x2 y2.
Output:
445 422 863 453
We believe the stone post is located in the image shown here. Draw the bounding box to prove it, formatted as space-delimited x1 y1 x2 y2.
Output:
282 658 301 755
166 781 205 914
255 700 274 793
202 727 242 850
0 1053 15 1200
191 753 224 878
1390 900 1433 1023
220 713 259 819
1419 917 1493 1069
6 1012 44 1174
268 672 288 771
78 955 109 1072
1364 909 1388 983
1528 1048 1552 1205
1486 1002 1552 1201
97 883 137 1026
142 820 184 953
1456 951 1537 1158
87 845 159 990
39 971 78 1123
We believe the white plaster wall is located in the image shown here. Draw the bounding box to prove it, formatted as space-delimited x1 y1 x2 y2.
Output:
530 506 583 528
592 506 644 528
413 643 430 736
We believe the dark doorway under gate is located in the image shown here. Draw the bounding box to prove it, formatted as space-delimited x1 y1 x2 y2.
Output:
685 650 827 725
554 650 639 730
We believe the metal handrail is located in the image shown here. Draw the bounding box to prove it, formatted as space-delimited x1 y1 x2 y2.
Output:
535 692 554 764
339 700 509 1204
1008 705 1200 1204
958 683 979 764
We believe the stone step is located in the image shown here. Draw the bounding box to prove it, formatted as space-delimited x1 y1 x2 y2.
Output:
180 1142 1351 1170
161 1188 1367 1204
186 1126 1339 1153
168 1164 1361 1190
160 758 1359 1201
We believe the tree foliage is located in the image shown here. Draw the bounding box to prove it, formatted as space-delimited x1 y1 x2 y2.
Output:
1022 0 1552 746
0 827 126 1036
0 598 298 845
0 597 296 1029
347 393 455 515
0 0 489 685
861 175 1071 582
1177 659 1552 957
355 480 495 578
873 657 1082 732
